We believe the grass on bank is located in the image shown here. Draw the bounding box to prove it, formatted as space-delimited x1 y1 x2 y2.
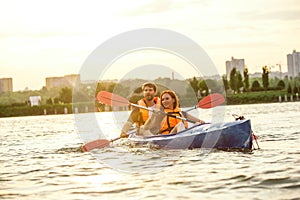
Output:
226 90 291 105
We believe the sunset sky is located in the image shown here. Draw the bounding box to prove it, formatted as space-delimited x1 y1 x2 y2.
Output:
1 0 300 91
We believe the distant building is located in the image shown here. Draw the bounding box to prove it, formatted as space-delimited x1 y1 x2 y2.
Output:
46 76 65 89
287 50 300 78
64 74 80 87
46 74 80 90
225 57 245 78
0 78 13 93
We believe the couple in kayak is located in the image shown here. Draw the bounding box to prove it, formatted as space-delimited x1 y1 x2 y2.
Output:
120 82 205 138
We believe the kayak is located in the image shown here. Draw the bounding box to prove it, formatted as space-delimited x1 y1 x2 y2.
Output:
80 90 229 152
128 119 253 151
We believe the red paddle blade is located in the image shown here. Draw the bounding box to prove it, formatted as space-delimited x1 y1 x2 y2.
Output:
198 93 225 109
81 139 111 152
97 91 129 106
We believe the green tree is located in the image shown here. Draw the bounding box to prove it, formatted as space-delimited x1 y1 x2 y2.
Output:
189 77 199 94
287 83 292 94
236 71 243 93
294 85 299 94
262 65 269 90
205 79 218 93
243 67 249 92
229 67 243 93
107 83 117 93
198 80 208 96
251 80 261 91
54 97 60 104
222 75 229 93
59 87 72 103
133 87 142 93
113 83 130 98
78 89 90 102
95 82 106 95
229 68 237 93
277 80 285 90
46 98 53 105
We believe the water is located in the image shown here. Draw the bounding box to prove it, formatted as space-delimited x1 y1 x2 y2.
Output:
1 102 300 200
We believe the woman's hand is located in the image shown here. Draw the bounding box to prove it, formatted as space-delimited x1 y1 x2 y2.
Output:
120 132 129 138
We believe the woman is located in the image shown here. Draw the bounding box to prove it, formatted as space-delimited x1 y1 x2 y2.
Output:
159 90 205 134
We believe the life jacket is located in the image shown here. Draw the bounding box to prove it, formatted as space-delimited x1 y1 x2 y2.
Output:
135 97 160 126
160 108 188 134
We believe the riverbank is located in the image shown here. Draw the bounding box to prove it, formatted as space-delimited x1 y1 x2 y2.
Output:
0 91 299 118
0 102 96 118
226 91 299 105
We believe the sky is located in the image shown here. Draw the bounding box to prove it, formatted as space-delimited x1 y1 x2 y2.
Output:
1 0 300 91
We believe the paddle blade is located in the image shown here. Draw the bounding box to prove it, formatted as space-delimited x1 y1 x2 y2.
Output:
81 139 111 152
97 91 129 107
198 93 225 109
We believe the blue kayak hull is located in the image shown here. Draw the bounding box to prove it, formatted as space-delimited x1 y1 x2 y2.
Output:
129 119 253 150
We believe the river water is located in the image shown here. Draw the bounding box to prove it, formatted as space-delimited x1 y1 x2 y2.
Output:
1 102 300 200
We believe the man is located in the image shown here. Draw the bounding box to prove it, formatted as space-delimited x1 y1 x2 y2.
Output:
120 82 160 138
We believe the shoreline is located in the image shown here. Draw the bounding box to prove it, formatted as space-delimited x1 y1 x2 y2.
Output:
1 96 299 118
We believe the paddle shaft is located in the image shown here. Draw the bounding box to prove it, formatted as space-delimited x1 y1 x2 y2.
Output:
184 105 198 113
129 102 197 123
96 91 193 122
96 91 224 117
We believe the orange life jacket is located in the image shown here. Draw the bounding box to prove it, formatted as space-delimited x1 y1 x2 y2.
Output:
160 108 188 134
135 97 160 126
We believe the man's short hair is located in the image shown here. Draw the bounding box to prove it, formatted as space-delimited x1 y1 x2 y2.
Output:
142 82 157 92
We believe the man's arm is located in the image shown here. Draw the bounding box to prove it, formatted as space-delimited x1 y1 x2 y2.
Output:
120 107 140 137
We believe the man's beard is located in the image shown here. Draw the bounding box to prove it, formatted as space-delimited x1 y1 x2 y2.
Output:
145 95 154 101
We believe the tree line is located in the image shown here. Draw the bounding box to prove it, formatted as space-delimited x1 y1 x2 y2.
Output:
2 68 299 108
220 66 299 94
53 68 300 106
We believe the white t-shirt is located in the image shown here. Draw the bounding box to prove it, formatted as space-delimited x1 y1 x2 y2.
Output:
148 104 157 117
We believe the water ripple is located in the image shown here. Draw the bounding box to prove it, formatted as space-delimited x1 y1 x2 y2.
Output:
1 103 300 200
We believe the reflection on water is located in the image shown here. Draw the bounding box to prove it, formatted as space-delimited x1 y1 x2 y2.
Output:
1 102 300 200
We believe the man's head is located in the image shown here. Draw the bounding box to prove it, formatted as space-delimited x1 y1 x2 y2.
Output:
142 82 157 101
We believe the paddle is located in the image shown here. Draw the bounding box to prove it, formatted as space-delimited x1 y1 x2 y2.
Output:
81 91 225 152
81 137 120 152
96 91 195 122
81 128 136 152
97 91 225 122
184 93 225 112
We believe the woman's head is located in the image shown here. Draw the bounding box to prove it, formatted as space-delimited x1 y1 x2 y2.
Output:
160 90 179 109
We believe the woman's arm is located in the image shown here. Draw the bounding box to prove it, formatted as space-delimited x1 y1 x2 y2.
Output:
185 113 205 124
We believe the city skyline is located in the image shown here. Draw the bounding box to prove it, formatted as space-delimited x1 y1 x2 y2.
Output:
0 66 291 93
1 0 300 91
